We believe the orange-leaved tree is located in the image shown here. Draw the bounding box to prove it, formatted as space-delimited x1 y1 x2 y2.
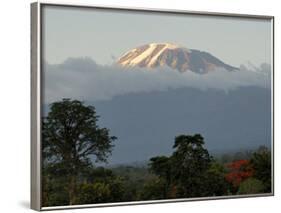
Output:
225 159 254 188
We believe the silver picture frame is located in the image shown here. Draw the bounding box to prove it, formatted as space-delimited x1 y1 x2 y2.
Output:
31 1 274 211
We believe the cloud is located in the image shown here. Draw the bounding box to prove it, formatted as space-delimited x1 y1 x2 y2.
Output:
43 57 271 103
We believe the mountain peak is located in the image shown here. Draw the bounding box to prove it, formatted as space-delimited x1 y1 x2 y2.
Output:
117 43 238 74
149 42 181 49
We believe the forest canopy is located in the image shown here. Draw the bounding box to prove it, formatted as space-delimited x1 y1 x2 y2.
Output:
42 99 272 207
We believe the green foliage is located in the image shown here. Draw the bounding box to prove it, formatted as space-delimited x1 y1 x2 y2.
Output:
237 178 265 195
149 156 171 180
149 156 172 197
111 165 156 201
84 166 115 183
41 102 272 207
250 146 272 192
147 134 219 198
42 171 69 207
77 166 125 204
42 99 117 205
171 134 211 176
107 177 126 202
139 177 167 200
203 162 229 196
78 182 111 204
170 134 212 197
43 99 116 165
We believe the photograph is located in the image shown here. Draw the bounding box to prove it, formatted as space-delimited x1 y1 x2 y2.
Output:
38 4 273 208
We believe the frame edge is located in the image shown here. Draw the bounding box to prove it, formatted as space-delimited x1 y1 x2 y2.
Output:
33 2 275 211
38 1 274 19
31 2 42 211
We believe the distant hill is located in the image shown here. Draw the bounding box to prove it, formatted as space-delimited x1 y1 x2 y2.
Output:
91 86 271 164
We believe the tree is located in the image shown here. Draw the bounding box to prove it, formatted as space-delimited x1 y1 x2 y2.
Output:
78 182 111 204
139 177 167 200
149 156 171 197
42 162 70 206
250 146 272 192
225 159 254 192
148 134 215 198
237 178 265 195
42 99 117 205
203 162 230 196
170 134 212 197
149 156 171 180
77 173 125 204
81 166 126 203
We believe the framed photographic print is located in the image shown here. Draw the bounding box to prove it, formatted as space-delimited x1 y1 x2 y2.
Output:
31 1 274 211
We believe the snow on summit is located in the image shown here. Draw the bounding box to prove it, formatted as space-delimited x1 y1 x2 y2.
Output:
117 43 238 74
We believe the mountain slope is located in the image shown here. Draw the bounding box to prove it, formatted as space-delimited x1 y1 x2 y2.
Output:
92 86 271 164
117 43 238 74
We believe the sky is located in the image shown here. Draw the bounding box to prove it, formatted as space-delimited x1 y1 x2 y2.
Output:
42 5 272 67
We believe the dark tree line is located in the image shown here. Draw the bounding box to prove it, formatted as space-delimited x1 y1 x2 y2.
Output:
42 99 272 207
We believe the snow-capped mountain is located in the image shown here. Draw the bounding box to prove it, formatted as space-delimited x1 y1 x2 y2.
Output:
117 43 238 74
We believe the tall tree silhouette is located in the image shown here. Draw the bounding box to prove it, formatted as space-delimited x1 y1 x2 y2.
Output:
170 134 212 197
149 134 213 198
42 99 116 205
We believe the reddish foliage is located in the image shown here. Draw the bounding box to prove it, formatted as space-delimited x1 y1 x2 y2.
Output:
225 160 254 187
